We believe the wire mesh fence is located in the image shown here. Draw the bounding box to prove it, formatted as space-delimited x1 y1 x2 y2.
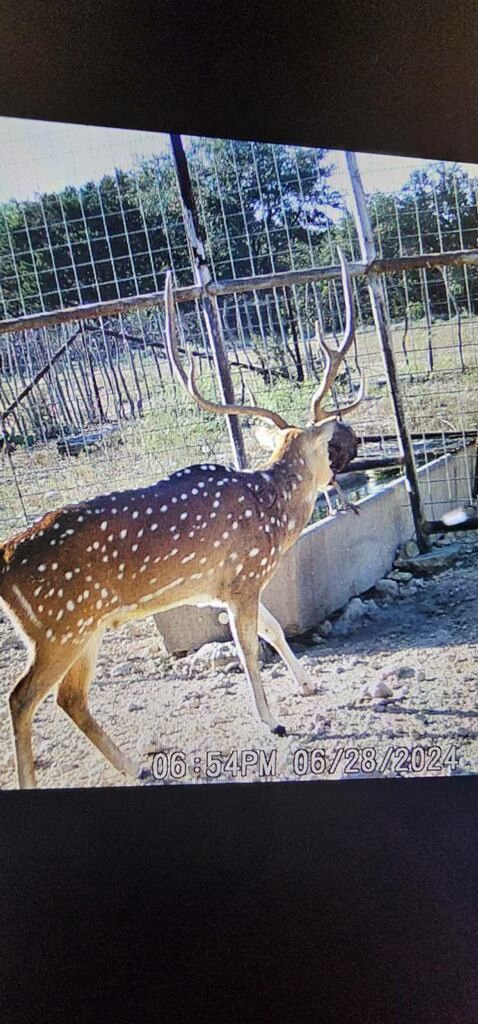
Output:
1 132 477 539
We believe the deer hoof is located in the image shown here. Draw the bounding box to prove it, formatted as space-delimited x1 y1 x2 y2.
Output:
273 724 287 737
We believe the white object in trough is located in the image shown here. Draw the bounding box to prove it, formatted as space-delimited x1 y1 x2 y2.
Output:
441 507 468 526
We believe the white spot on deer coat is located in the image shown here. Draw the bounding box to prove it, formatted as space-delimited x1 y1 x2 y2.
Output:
12 585 42 628
181 553 195 564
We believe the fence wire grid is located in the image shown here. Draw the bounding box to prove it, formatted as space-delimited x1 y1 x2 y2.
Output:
0 132 477 538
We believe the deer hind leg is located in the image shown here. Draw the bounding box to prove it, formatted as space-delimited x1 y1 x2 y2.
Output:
9 651 77 790
257 603 320 696
57 631 139 780
227 600 286 736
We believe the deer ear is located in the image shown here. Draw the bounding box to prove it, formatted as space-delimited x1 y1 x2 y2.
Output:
314 417 337 440
254 423 281 451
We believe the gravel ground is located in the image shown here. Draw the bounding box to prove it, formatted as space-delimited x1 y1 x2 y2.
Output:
0 533 477 790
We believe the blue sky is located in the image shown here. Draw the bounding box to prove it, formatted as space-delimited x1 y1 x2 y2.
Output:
0 116 476 206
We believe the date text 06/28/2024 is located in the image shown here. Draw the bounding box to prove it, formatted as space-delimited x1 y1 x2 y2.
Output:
150 745 461 782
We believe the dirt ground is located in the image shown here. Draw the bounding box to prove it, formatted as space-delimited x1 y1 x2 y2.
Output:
0 532 477 790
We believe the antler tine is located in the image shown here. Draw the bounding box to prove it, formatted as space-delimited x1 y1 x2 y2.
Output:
186 360 291 430
164 271 290 431
164 270 190 391
311 248 360 423
333 370 365 417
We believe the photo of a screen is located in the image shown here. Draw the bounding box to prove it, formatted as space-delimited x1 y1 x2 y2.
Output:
0 117 477 789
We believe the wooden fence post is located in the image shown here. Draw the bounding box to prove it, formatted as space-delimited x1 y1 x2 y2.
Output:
170 134 247 470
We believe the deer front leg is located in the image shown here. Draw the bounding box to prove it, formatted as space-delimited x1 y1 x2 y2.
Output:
324 487 337 517
334 480 360 515
227 600 286 736
257 603 320 696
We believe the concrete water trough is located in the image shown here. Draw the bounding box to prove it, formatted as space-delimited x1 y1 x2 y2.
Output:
154 450 476 654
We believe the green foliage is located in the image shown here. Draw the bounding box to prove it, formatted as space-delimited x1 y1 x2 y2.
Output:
186 138 341 277
366 162 478 319
1 144 478 355
408 301 425 321
0 141 341 319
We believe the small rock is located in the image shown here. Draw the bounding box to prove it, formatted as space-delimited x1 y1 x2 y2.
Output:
186 639 271 673
360 679 400 700
382 663 417 679
111 662 131 678
387 570 413 583
129 624 145 638
314 619 333 639
364 599 380 616
128 703 145 712
370 680 394 698
1 638 23 652
374 578 400 600
332 598 371 635
398 539 420 559
395 544 461 577
391 686 409 700
222 661 239 675
344 597 368 619
149 640 166 657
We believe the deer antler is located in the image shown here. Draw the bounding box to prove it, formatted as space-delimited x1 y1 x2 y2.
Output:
310 248 364 423
164 273 290 431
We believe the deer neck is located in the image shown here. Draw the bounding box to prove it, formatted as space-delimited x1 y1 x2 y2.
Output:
261 430 323 548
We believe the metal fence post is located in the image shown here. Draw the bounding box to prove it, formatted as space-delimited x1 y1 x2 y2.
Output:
170 134 247 470
345 151 430 552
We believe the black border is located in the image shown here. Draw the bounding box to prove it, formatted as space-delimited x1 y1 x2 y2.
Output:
1 0 478 162
1 2 478 1021
1 779 478 1022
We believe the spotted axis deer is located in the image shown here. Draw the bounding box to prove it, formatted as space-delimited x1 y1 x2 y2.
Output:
1 251 363 789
